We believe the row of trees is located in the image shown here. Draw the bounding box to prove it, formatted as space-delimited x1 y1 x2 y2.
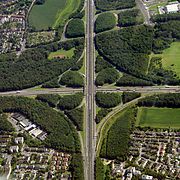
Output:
122 92 141 103
95 12 116 33
0 38 84 91
95 0 135 11
0 96 80 152
138 93 180 108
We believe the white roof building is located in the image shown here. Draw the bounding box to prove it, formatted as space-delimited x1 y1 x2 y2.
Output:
142 175 153 180
165 3 179 13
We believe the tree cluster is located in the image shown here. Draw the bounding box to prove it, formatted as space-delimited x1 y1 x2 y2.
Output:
0 113 14 132
95 0 135 11
95 25 153 77
118 9 143 27
95 55 113 73
58 93 84 110
0 96 80 152
96 92 121 108
95 12 116 33
95 157 105 180
60 71 84 88
116 74 153 86
65 106 84 131
96 68 119 86
95 108 112 124
41 78 60 88
138 93 180 108
122 92 141 104
71 58 83 71
65 18 85 38
36 94 60 108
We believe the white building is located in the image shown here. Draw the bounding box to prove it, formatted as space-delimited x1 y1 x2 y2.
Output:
14 137 24 144
142 175 153 180
165 3 179 13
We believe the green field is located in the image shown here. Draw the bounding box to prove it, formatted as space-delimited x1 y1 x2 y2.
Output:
162 42 180 77
137 107 180 128
48 48 75 59
29 0 80 30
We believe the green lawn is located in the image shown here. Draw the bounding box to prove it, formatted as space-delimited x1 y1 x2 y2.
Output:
29 0 80 30
137 107 180 128
48 48 75 60
162 42 180 77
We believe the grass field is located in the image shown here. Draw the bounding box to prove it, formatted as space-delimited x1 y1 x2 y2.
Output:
137 107 180 128
29 0 80 30
162 42 180 77
48 48 75 60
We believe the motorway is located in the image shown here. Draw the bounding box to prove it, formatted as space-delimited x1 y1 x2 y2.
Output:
85 0 96 179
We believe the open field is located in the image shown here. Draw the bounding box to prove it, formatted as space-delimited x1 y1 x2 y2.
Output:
29 0 80 30
137 107 180 128
162 42 180 77
48 48 75 60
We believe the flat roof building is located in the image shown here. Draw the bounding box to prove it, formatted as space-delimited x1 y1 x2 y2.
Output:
165 3 179 13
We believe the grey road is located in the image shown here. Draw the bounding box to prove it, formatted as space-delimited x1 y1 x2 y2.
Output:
85 0 96 179
135 0 151 25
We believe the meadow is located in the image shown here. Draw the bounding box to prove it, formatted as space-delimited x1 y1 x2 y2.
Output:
137 107 180 128
162 42 180 77
29 0 80 30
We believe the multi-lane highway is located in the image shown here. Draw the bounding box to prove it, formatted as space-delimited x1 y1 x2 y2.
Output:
85 0 96 179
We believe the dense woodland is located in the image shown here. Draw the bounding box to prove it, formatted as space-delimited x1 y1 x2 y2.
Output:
95 25 153 77
58 93 84 110
42 78 60 88
65 18 85 38
138 93 180 108
0 96 80 152
100 108 136 161
0 38 84 91
71 58 84 71
60 71 84 88
118 9 143 27
95 12 116 33
122 92 141 104
96 92 121 108
95 68 119 86
95 0 135 11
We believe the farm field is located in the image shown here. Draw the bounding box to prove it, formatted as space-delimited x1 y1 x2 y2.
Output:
29 0 80 30
162 42 180 77
137 107 180 128
48 48 75 60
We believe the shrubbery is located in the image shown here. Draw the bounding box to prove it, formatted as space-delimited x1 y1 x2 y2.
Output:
65 107 84 131
36 94 60 107
41 78 60 88
95 12 116 33
96 68 119 86
95 108 112 123
118 9 143 27
60 71 84 87
58 93 84 110
95 157 105 180
96 92 121 108
122 92 141 104
151 13 180 23
65 18 85 38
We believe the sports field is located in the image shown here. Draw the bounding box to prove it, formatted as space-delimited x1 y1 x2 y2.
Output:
162 42 180 77
29 0 80 30
136 107 180 128
48 48 75 59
